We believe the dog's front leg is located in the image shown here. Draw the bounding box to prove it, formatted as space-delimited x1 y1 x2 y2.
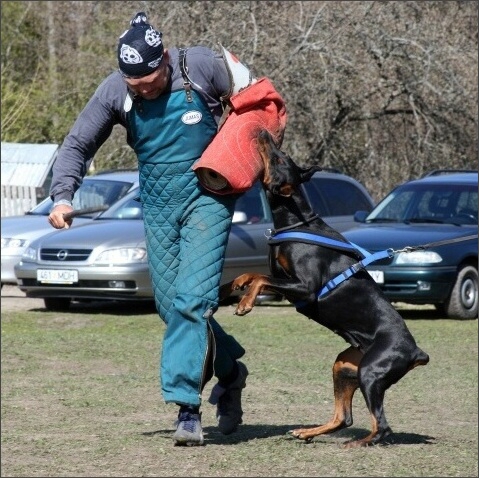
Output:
219 273 264 302
235 275 313 315
234 274 271 315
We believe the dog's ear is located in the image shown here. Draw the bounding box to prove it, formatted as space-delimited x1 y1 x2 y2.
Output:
300 165 322 183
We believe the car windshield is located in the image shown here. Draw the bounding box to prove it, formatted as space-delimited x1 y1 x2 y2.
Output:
26 179 136 216
367 183 478 225
98 194 143 220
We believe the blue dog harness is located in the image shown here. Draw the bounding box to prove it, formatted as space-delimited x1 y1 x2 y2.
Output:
268 230 393 307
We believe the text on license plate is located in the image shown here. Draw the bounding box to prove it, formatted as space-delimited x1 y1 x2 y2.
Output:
37 269 78 284
367 270 384 284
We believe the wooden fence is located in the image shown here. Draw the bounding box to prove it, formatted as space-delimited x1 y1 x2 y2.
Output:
1 185 39 217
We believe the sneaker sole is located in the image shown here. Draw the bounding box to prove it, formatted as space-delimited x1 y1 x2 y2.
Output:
173 439 205 446
173 430 205 447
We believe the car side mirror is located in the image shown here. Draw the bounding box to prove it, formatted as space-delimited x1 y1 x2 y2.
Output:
354 210 369 223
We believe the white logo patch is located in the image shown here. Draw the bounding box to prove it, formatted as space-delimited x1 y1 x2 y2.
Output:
148 55 163 69
181 111 202 125
124 94 133 112
120 44 142 64
145 27 162 47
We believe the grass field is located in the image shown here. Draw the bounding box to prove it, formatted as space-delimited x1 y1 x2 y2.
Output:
1 298 477 477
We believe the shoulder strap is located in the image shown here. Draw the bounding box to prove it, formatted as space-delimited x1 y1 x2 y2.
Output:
178 48 193 103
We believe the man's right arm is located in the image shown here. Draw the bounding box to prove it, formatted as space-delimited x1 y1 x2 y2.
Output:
49 72 128 228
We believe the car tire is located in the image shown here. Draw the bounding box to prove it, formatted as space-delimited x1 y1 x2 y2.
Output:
443 265 478 320
44 297 71 312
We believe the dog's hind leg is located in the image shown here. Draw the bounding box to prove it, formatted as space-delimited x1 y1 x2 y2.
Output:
290 346 361 442
342 342 429 448
340 375 393 448
343 375 392 449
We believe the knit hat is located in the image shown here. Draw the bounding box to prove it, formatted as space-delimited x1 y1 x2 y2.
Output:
117 12 164 78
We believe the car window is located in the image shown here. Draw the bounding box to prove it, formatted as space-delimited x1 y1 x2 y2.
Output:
418 191 454 219
417 187 478 222
72 181 134 210
98 193 142 220
369 183 478 224
101 196 143 219
27 178 136 216
234 182 272 224
455 190 478 218
369 189 414 221
303 177 373 216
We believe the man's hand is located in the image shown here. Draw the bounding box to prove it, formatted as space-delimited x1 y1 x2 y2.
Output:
48 205 74 229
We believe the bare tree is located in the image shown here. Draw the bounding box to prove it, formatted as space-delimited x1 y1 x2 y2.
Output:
2 1 477 198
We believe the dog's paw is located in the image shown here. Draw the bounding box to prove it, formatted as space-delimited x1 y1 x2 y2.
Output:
289 429 302 438
234 303 254 316
289 429 315 443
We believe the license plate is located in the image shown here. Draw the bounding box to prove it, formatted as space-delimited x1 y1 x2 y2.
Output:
37 269 78 284
368 270 384 284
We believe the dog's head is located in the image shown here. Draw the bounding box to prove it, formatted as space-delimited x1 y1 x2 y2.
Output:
257 130 322 196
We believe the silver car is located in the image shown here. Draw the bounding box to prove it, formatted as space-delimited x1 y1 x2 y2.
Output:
14 171 375 310
1 170 139 286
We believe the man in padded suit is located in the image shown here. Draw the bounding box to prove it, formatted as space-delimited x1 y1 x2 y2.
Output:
47 11 269 446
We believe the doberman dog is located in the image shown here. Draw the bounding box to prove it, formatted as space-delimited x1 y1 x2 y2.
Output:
220 130 429 448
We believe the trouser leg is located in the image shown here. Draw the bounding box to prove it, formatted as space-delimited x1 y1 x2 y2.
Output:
145 189 244 405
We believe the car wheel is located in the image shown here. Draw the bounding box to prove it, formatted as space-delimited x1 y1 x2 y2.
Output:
44 297 71 311
444 265 478 319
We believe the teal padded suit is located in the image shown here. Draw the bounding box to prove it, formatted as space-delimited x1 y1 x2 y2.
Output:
127 75 245 407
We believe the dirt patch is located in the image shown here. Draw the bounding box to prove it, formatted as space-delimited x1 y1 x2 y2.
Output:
1 285 44 311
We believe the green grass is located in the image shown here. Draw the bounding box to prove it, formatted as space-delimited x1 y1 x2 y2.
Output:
1 301 477 477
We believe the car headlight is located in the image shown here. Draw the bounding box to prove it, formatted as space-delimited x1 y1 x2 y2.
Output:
21 246 38 261
1 237 28 249
94 248 147 265
395 250 442 264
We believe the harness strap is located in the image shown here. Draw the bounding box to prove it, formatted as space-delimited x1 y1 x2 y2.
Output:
317 249 392 298
269 231 363 256
293 248 392 308
178 48 193 103
267 230 390 307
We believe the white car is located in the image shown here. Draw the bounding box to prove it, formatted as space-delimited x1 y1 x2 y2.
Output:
1 170 139 286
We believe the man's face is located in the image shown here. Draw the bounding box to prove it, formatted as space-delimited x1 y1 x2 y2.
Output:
124 51 170 100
